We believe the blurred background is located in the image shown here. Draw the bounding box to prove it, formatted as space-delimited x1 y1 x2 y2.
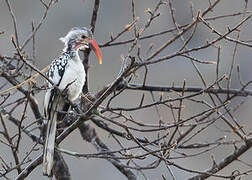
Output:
1 0 252 179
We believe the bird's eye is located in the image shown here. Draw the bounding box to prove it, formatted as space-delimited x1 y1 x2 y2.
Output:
81 35 86 39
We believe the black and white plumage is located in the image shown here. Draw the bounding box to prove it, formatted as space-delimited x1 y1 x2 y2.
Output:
43 27 102 176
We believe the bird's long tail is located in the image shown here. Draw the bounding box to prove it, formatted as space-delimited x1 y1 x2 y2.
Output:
43 109 57 176
43 91 60 177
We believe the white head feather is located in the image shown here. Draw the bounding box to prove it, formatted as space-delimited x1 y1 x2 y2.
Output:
59 27 92 50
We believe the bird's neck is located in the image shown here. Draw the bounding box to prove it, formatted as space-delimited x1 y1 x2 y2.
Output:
62 44 81 60
63 42 75 53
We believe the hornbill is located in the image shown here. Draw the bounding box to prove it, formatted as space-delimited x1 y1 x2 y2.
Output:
43 27 102 176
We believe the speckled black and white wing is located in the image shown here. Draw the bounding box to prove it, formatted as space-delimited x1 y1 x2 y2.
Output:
48 54 69 87
44 53 70 118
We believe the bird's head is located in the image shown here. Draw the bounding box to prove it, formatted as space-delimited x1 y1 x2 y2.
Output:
60 27 102 64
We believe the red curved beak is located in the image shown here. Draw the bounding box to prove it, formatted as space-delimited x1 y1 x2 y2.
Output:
89 39 102 64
